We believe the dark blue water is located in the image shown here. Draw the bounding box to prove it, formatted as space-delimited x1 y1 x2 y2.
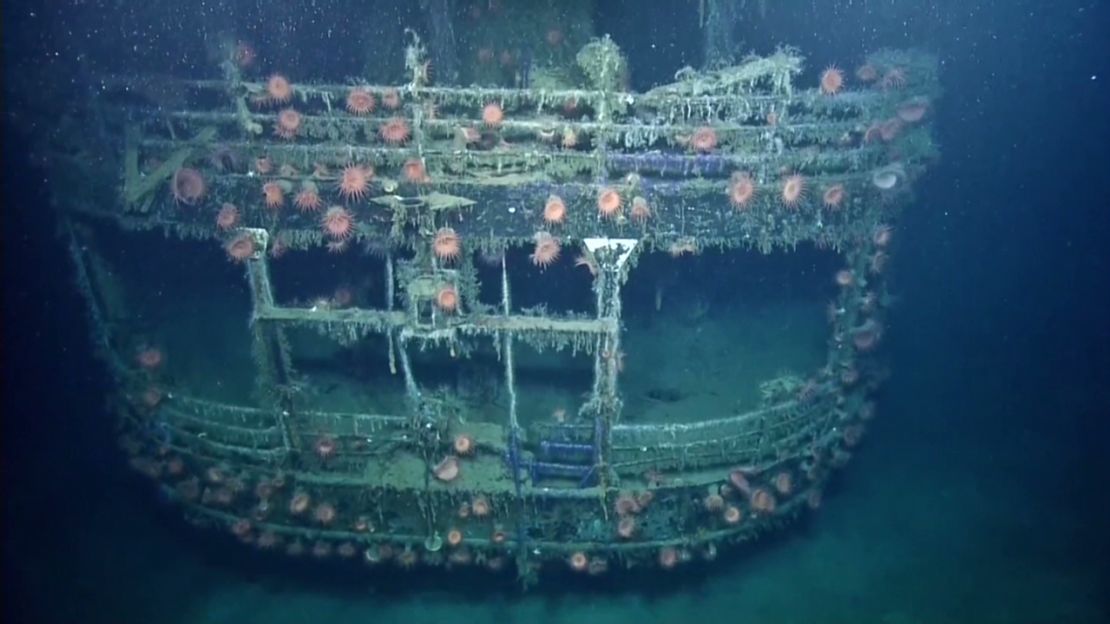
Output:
3 1 1109 622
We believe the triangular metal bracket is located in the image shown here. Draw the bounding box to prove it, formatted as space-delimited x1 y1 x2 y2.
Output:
583 237 638 271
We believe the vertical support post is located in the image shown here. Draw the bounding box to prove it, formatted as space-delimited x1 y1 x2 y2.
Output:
417 1 459 86
591 70 610 184
242 228 295 457
500 254 522 491
392 253 423 418
702 0 739 69
396 330 421 403
830 242 875 374
63 218 128 375
385 251 398 375
499 253 530 570
583 238 639 492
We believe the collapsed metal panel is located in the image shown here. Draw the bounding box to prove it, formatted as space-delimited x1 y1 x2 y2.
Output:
52 37 936 582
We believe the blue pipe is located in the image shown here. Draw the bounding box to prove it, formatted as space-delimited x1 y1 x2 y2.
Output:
538 440 594 462
530 461 592 481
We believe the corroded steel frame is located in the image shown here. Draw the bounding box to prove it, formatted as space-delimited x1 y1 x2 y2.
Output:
51 38 936 582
